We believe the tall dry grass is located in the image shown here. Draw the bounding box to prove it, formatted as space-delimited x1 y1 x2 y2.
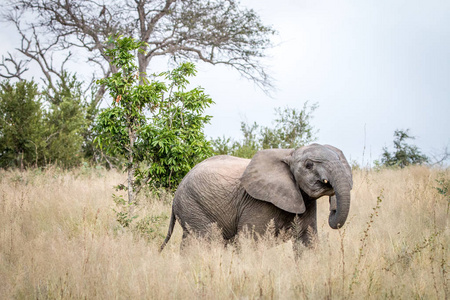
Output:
0 165 448 299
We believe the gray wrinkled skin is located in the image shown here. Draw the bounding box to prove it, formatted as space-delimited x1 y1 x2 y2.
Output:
160 143 353 252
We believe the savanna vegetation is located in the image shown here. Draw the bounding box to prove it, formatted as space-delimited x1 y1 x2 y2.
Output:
1 1 448 299
0 165 448 299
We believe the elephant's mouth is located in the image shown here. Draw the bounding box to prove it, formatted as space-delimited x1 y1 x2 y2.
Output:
314 180 334 197
318 179 332 188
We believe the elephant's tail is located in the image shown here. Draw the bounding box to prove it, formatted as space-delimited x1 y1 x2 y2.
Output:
159 208 176 252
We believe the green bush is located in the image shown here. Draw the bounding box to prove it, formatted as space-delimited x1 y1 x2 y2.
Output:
381 129 428 168
0 80 44 169
95 36 213 204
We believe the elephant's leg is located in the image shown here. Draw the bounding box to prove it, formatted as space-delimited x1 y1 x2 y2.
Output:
293 200 318 248
177 220 210 251
179 222 231 251
237 196 296 238
237 200 276 237
176 207 232 250
302 202 318 247
180 231 190 250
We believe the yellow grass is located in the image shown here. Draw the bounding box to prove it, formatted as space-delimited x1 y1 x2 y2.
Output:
0 165 448 299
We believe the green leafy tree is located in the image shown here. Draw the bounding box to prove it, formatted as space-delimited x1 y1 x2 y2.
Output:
259 102 318 150
0 76 90 169
266 102 318 149
211 135 234 155
381 129 428 168
138 64 214 191
212 102 318 158
95 36 213 207
42 72 88 167
0 80 44 169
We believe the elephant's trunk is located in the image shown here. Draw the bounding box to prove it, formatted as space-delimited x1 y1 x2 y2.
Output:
328 163 352 229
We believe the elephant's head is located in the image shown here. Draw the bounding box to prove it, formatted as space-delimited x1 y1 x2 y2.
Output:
241 144 353 229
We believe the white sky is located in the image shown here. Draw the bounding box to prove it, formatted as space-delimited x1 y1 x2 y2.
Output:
1 0 449 165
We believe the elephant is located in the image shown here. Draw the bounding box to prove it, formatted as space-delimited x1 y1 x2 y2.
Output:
160 143 353 252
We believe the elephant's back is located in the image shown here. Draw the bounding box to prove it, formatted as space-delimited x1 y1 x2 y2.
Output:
178 155 250 194
192 155 250 180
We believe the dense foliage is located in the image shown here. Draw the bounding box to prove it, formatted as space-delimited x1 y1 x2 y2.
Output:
212 102 318 158
0 81 43 169
0 76 88 169
95 37 213 203
42 73 89 167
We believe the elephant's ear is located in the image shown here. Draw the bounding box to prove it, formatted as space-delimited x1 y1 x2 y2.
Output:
324 144 353 188
241 149 306 214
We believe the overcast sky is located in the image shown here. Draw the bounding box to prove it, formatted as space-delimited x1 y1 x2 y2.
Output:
1 0 449 165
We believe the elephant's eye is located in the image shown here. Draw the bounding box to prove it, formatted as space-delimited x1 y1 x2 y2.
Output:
305 161 314 169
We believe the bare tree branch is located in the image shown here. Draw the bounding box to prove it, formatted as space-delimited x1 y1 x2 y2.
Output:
0 52 29 79
3 0 275 105
429 146 450 166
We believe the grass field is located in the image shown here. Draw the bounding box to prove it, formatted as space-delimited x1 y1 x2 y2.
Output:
1 165 448 299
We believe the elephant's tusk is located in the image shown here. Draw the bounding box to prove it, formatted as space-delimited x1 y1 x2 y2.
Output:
323 179 328 184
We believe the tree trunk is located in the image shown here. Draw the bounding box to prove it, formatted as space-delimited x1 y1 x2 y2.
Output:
138 50 150 85
20 151 24 172
127 124 136 211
